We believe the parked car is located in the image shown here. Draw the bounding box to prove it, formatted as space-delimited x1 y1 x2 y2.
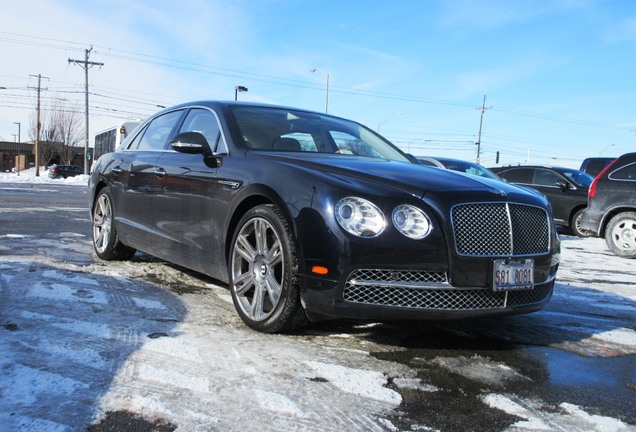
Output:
490 165 594 237
418 156 501 180
580 157 616 178
89 101 560 333
580 152 636 258
47 164 84 179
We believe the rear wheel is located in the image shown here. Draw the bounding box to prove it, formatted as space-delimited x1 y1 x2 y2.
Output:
572 208 594 238
229 204 307 333
92 189 136 260
604 212 636 259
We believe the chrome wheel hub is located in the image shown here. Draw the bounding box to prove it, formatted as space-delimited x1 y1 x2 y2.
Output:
612 218 636 250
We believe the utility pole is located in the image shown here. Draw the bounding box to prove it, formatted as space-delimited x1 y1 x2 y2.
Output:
29 74 48 177
69 47 104 173
475 93 491 164
13 122 20 176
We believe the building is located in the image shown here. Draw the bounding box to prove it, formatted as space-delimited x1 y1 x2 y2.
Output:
0 140 85 173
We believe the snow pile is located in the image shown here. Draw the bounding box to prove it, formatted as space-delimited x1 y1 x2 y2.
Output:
0 166 89 185
428 355 531 387
484 394 632 431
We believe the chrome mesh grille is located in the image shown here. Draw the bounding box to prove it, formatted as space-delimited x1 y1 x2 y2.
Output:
345 269 448 285
343 269 553 310
452 203 550 256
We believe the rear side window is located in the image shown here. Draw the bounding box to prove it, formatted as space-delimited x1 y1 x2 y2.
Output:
500 168 533 184
609 162 636 181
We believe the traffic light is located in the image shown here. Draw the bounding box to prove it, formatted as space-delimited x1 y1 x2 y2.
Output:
496 151 500 164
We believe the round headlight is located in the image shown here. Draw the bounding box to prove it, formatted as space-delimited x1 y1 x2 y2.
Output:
335 197 386 238
392 205 432 239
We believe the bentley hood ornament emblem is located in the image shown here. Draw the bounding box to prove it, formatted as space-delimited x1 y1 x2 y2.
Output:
489 188 508 196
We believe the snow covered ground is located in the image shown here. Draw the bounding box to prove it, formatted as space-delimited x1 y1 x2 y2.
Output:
1 169 635 431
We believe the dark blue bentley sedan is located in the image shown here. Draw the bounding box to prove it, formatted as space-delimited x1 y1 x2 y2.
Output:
89 101 560 333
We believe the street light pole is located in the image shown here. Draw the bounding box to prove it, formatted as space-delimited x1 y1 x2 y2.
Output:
13 122 20 176
378 112 402 133
310 68 329 113
599 144 614 156
235 86 248 101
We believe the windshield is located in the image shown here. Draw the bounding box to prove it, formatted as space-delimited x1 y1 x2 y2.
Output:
560 168 594 188
436 158 501 180
231 107 410 162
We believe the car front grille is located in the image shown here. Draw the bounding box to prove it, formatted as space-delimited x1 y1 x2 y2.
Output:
343 269 553 310
451 203 550 256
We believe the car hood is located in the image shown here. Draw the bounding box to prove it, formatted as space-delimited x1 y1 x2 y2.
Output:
252 152 534 200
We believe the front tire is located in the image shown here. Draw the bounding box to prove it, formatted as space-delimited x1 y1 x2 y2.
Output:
92 189 137 261
572 208 594 238
229 204 307 333
604 212 636 259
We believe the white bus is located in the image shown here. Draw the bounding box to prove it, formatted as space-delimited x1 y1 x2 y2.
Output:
94 120 143 162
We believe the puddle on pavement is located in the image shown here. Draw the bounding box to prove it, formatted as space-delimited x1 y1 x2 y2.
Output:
351 322 636 430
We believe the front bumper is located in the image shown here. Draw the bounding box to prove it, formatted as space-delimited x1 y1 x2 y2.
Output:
301 263 557 322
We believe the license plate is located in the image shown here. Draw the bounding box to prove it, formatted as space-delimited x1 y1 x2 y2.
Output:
493 259 534 291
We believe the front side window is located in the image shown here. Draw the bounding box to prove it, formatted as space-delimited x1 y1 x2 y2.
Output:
559 168 593 188
533 169 563 187
179 108 226 153
133 110 183 151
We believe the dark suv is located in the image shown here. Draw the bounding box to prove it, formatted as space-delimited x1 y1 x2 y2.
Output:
47 164 84 179
580 152 636 258
490 165 594 237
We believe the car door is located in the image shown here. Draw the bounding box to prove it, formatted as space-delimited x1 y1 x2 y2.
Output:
150 108 224 274
109 110 184 248
529 168 575 225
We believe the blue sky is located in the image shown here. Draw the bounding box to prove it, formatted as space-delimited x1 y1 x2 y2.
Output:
1 0 635 168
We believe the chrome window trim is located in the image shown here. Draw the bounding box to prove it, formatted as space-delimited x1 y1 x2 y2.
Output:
608 161 636 182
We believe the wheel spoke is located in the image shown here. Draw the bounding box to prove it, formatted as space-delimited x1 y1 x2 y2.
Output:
233 271 255 296
265 239 282 267
254 219 268 255
236 233 257 262
249 281 266 320
95 228 105 248
264 273 282 305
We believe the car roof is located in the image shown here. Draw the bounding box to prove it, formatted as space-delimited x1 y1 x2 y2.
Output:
493 165 576 171
155 100 336 118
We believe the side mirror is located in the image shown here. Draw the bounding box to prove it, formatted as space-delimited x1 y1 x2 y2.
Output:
170 132 212 157
405 153 421 164
555 180 569 191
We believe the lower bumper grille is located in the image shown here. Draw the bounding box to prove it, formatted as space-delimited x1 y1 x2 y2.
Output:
343 269 553 310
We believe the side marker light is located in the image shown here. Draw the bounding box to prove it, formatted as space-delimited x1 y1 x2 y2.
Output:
312 266 329 275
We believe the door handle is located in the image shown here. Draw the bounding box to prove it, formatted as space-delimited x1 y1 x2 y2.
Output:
154 167 166 178
111 167 122 174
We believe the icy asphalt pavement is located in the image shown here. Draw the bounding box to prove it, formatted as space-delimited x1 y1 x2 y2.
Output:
0 176 634 431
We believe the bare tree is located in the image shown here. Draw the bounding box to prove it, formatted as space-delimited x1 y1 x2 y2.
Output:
29 100 84 166
53 101 83 164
